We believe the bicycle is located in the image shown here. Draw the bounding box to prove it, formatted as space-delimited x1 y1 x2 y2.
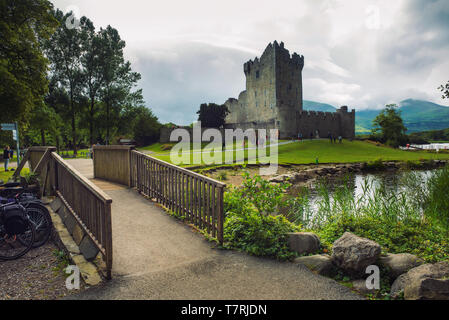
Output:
1 193 52 248
0 201 36 261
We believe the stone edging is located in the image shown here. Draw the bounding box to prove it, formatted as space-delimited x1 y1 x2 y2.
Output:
46 197 103 286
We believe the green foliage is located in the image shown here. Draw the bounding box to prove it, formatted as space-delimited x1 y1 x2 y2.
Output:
223 170 299 260
197 103 229 128
0 0 58 126
225 170 291 217
132 107 161 146
365 158 386 170
224 211 299 260
425 165 449 233
371 104 409 148
217 171 228 181
293 172 449 263
409 128 449 144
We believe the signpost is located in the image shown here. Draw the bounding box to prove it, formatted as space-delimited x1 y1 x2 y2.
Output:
1 122 21 165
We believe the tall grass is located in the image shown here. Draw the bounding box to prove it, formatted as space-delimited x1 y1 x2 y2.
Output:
286 166 449 262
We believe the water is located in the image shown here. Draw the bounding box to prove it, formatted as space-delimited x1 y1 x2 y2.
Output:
407 143 449 151
288 169 437 215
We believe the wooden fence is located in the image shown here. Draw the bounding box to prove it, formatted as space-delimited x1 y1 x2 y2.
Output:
21 147 113 278
130 150 226 243
93 146 134 186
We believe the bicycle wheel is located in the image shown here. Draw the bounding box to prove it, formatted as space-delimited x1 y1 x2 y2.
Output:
0 218 35 261
20 203 52 248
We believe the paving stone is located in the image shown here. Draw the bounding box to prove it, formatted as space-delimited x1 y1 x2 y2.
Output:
79 236 100 261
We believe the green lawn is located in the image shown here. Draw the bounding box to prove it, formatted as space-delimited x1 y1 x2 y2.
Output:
139 139 449 168
0 167 30 184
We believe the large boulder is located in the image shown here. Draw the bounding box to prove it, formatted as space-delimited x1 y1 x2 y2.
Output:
391 261 449 300
287 232 321 255
380 253 424 279
331 232 381 276
294 254 337 277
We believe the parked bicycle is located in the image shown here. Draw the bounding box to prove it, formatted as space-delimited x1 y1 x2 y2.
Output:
0 201 36 261
0 192 52 249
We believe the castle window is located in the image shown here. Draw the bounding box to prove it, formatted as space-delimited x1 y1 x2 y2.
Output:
256 70 260 79
255 91 257 97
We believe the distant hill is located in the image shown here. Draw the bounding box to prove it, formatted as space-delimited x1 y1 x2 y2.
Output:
304 99 449 134
303 100 337 112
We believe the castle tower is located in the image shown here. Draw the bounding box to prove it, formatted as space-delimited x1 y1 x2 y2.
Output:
240 41 305 137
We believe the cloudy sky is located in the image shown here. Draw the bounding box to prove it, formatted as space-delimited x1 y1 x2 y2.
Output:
51 0 449 125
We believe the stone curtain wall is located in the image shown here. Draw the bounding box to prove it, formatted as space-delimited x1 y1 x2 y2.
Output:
296 107 356 139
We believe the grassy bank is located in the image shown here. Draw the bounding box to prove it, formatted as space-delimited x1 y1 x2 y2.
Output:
139 140 449 167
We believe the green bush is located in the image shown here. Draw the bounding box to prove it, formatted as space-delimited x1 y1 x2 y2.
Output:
316 216 448 263
224 210 299 260
223 170 299 260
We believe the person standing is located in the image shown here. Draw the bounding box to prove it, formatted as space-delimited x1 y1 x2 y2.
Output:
3 146 11 171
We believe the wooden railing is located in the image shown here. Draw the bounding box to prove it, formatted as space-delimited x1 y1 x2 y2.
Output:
23 147 113 278
130 150 226 243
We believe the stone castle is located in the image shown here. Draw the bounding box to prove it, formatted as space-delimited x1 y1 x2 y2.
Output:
224 41 355 139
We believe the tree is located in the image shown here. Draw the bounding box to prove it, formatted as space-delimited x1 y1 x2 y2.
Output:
98 25 141 145
439 81 449 100
79 17 105 145
371 104 408 148
44 9 85 155
0 0 58 124
197 103 229 128
132 107 161 146
29 100 60 145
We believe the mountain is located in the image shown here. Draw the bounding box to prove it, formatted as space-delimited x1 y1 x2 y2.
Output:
303 99 449 134
303 100 337 112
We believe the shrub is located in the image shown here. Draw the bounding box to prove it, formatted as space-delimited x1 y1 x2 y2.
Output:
223 170 299 260
224 210 299 260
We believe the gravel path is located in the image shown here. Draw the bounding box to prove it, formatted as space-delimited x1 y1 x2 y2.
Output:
0 242 84 300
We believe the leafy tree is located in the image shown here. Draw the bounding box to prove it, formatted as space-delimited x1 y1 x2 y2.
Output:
80 17 104 145
371 104 408 148
44 9 85 155
28 100 61 145
197 103 229 128
0 0 58 125
439 81 449 100
132 106 161 146
98 25 141 144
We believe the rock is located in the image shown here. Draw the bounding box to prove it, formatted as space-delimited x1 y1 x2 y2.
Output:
79 236 100 261
294 254 337 277
331 232 381 276
391 261 449 300
72 224 85 246
380 253 424 279
50 197 63 212
352 279 378 295
287 232 321 255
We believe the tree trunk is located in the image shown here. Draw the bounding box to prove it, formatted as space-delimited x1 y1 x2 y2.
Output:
89 99 94 145
106 100 110 145
41 129 46 146
70 91 78 156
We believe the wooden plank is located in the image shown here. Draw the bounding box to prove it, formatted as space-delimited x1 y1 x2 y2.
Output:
12 149 30 178
33 148 54 174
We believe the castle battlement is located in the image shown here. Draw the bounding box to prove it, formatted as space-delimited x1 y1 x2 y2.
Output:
224 41 355 139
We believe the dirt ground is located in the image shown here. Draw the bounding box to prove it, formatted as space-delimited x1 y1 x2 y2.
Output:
0 241 84 300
